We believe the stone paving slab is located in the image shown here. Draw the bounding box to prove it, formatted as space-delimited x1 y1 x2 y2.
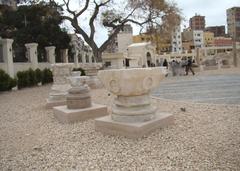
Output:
152 74 240 104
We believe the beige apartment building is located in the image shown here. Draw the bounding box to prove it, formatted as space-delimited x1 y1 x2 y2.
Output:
204 31 214 47
227 7 240 41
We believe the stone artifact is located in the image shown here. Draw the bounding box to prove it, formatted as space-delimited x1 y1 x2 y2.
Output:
46 63 73 109
66 74 91 109
95 67 174 138
53 73 107 123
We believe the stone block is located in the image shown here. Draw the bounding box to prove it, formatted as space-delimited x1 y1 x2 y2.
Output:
66 97 91 109
53 103 108 123
46 99 66 109
95 112 174 139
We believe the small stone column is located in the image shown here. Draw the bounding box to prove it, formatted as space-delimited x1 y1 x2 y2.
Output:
74 49 79 67
82 53 86 63
62 49 69 63
204 48 207 57
2 39 14 77
25 43 38 70
45 46 56 64
196 48 200 65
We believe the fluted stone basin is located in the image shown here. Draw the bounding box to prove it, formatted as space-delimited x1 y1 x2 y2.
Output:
46 63 73 108
98 68 166 123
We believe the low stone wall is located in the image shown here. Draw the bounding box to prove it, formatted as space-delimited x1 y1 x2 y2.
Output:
221 65 231 69
14 63 32 75
0 63 7 73
38 62 51 70
203 66 218 70
193 67 201 72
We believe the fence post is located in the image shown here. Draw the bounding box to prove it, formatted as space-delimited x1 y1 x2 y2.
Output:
2 39 14 77
25 43 38 70
45 46 56 64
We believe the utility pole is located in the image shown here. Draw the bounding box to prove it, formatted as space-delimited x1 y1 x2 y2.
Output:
233 20 238 67
233 27 238 67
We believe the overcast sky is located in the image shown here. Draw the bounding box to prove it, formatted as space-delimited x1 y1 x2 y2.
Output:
177 0 240 28
62 0 240 46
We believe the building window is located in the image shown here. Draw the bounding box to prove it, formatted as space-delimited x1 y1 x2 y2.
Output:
105 61 111 67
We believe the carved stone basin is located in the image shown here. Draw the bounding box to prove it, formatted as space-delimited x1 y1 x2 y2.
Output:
98 68 166 123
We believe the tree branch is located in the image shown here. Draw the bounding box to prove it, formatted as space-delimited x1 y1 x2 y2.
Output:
76 0 90 17
62 0 75 16
99 24 124 52
89 0 111 41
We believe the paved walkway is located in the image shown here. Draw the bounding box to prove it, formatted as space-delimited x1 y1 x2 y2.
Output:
152 74 240 104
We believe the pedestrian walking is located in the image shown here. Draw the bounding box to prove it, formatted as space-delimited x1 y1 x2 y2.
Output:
186 57 195 75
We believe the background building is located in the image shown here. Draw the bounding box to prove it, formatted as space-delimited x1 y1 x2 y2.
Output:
0 0 17 9
204 31 214 47
189 14 205 30
117 24 133 53
205 26 226 37
227 7 240 41
171 26 182 53
214 37 233 46
193 30 204 48
182 29 204 49
105 24 133 54
133 33 171 54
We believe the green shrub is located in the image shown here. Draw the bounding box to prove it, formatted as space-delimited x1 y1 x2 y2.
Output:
9 78 17 89
17 70 30 89
72 67 86 76
0 69 16 91
28 68 37 86
42 68 53 84
35 68 42 83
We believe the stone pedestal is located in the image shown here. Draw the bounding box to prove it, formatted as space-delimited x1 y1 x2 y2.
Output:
46 63 73 109
53 74 107 123
95 68 174 138
54 104 107 124
95 112 173 138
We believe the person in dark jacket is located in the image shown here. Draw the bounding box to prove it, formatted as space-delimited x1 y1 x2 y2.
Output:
186 57 195 75
163 59 168 69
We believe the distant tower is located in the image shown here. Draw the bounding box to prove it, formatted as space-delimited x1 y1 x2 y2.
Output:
189 14 205 30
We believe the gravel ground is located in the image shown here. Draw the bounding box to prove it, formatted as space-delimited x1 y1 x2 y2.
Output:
0 69 240 170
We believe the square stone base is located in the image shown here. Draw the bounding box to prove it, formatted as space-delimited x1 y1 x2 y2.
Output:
53 103 108 123
95 113 174 138
46 99 66 109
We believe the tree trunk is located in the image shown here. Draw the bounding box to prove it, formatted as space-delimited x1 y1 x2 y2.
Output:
92 48 103 63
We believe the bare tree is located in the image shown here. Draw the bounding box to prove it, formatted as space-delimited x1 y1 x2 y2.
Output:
49 0 181 62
